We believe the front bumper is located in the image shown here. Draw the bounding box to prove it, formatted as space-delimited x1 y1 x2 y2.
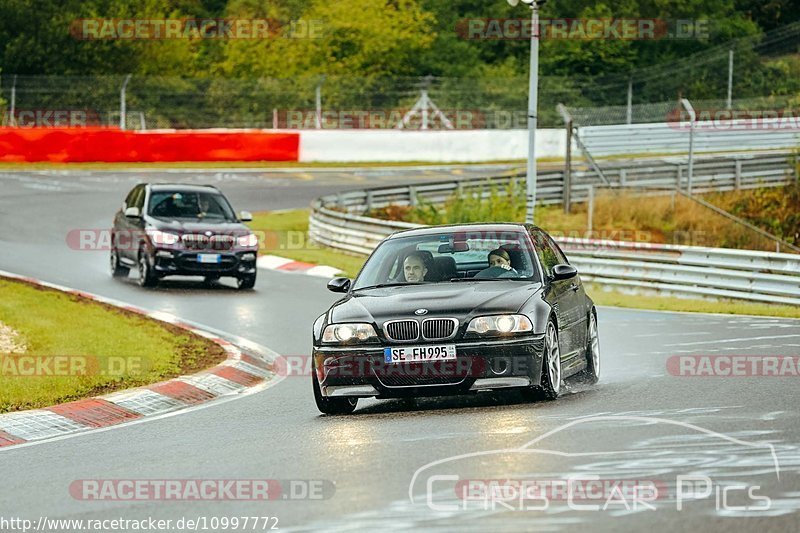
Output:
313 335 546 399
151 248 257 277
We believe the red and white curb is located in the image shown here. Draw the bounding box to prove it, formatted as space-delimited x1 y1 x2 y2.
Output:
257 254 342 278
0 270 282 449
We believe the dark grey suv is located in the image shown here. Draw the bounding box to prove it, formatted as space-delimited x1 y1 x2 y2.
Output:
110 183 258 289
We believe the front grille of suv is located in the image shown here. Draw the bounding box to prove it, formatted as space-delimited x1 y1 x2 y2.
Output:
181 234 235 251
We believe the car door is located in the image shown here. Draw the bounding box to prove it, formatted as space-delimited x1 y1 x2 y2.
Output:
544 233 588 361
531 229 582 361
117 185 145 261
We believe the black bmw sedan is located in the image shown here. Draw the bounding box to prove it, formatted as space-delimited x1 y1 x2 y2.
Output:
311 223 600 414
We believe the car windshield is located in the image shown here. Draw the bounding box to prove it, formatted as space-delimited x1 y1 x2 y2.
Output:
147 191 237 221
352 229 540 290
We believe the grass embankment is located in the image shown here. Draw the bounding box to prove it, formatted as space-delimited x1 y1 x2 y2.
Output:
248 209 800 320
0 277 226 413
248 210 366 278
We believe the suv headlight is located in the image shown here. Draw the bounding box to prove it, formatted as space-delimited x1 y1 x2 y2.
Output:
322 323 378 344
237 233 259 248
146 229 180 246
466 314 533 336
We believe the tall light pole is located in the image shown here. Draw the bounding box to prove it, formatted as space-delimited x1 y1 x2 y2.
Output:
509 0 543 223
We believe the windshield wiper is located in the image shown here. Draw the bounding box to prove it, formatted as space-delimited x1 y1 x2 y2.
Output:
353 282 411 291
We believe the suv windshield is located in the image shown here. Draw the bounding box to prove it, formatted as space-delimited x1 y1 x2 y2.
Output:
352 229 541 290
147 191 237 221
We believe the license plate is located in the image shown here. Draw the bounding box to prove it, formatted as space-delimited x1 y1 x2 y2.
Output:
384 344 456 364
197 254 221 264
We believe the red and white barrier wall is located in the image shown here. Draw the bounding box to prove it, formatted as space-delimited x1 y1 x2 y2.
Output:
0 127 564 163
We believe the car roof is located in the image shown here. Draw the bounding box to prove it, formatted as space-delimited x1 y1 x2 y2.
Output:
146 183 221 193
388 223 535 239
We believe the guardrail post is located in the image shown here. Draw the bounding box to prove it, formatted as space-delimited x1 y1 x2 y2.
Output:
676 165 683 190
734 159 742 190
587 186 594 234
409 186 418 207
365 190 373 213
619 168 627 187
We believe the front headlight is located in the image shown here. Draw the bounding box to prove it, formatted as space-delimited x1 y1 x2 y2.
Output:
322 323 378 344
237 233 259 248
466 314 533 336
146 229 180 246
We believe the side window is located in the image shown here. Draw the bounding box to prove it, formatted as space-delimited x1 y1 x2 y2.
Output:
531 230 563 278
132 187 146 210
545 234 568 265
123 187 138 209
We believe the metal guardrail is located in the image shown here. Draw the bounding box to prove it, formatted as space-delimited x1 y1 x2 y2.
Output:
578 121 800 157
322 151 796 211
309 153 800 306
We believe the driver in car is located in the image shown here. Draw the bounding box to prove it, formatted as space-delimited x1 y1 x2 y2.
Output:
403 252 429 283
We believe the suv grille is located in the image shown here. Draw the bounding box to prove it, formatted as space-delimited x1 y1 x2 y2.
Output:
422 318 457 340
384 320 419 342
181 234 235 251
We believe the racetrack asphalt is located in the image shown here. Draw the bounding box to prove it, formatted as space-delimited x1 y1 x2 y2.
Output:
0 167 798 532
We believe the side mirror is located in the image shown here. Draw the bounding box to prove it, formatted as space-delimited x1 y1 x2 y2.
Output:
124 207 141 218
327 277 351 293
239 211 253 222
552 264 578 281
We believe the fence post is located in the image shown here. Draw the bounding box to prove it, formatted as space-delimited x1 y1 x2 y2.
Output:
119 74 132 130
681 98 696 195
676 165 683 190
563 118 573 214
9 74 17 126
626 76 633 124
727 49 734 110
734 159 742 190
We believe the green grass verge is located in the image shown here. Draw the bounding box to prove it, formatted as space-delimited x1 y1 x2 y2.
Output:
248 209 799 320
0 277 226 413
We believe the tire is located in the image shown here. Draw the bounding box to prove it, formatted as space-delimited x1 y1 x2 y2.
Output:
577 310 600 385
522 320 561 401
137 250 158 288
312 366 357 415
237 272 256 290
110 246 129 278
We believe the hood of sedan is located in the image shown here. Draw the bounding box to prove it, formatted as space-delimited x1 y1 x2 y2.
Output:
330 281 542 325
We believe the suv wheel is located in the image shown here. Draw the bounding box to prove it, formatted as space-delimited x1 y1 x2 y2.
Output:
110 246 129 278
137 250 158 287
237 272 256 290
